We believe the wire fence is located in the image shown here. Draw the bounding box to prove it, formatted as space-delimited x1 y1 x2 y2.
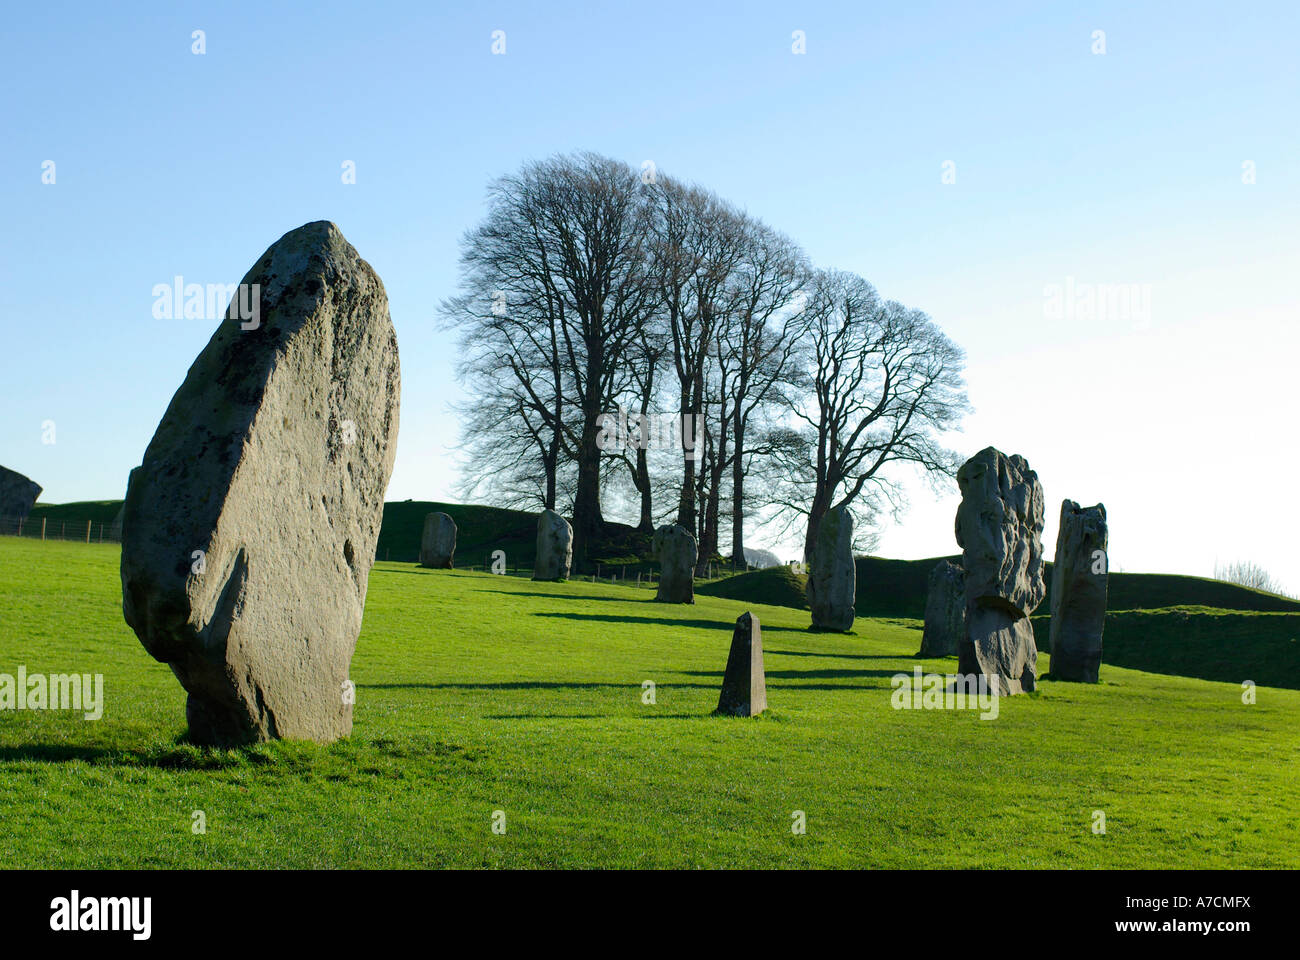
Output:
0 516 120 544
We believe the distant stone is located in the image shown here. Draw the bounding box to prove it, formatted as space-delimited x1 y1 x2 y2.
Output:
533 508 572 581
120 221 401 747
109 467 139 541
0 466 41 520
807 505 855 631
716 611 767 716
653 523 696 603
919 560 965 657
1050 500 1109 682
419 512 456 568
954 447 1045 694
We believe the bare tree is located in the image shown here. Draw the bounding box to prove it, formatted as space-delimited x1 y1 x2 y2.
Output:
645 180 748 533
444 153 655 569
720 219 807 569
769 269 969 561
1215 560 1291 597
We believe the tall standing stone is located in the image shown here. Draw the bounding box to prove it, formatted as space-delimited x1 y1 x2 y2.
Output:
954 447 1045 695
716 612 767 717
533 508 572 581
120 221 400 747
0 466 41 519
653 523 696 603
1050 500 1108 682
807 504 855 631
419 512 456 568
919 560 965 657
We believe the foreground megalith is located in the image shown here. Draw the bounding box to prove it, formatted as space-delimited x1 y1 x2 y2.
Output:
419 512 456 568
716 612 767 717
0 466 41 520
121 221 400 746
954 447 1045 695
919 560 965 657
653 523 696 603
533 509 572 581
1050 500 1109 682
807 504 855 631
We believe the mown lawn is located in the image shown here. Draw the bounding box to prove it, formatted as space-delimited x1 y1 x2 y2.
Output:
0 536 1296 868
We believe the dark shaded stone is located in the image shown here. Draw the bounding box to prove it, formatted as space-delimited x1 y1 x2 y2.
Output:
716 611 767 717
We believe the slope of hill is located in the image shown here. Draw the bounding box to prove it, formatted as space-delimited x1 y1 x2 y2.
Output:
695 564 809 610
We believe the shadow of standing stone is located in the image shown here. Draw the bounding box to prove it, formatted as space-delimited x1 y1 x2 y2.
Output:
716 611 767 716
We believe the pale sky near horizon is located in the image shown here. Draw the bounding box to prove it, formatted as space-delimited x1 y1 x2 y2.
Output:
2 1 1297 590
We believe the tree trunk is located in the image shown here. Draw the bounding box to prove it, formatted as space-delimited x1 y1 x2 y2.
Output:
730 415 745 569
636 445 653 531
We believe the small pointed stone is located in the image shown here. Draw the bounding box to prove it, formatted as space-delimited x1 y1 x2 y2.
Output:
717 611 767 716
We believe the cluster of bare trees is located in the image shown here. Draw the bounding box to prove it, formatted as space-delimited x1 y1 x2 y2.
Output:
444 152 969 572
1215 561 1293 598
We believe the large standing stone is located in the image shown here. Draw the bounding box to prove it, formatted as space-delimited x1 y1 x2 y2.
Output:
954 447 1045 695
120 221 400 747
0 466 41 519
919 560 965 657
807 505 855 631
653 523 696 603
716 611 767 716
419 512 456 568
533 508 572 581
1050 500 1108 682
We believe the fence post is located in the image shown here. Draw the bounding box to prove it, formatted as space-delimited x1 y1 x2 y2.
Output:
41 518 46 541
85 520 92 543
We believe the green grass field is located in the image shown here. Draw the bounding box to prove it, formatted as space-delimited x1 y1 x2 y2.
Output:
1 536 1296 868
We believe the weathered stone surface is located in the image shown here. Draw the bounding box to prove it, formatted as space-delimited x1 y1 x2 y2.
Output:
419 512 456 568
533 508 572 581
954 447 1045 694
716 611 767 716
1050 500 1108 682
653 523 696 603
120 221 400 747
807 505 855 631
109 467 139 541
0 466 41 519
919 560 965 657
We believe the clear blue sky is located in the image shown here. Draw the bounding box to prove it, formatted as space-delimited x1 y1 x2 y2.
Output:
3 1 1297 589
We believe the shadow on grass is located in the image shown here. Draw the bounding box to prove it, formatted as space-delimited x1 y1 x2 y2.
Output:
359 680 719 691
765 648 905 660
678 668 899 681
486 590 642 603
532 611 732 630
